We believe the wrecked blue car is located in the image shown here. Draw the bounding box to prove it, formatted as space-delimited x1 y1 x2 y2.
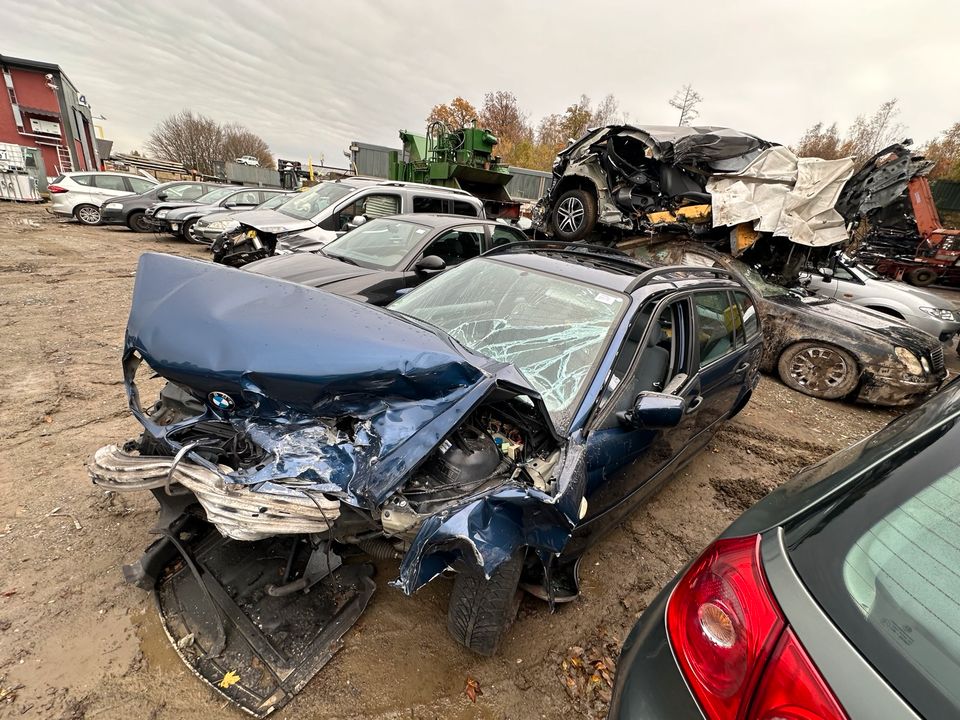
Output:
89 242 761 716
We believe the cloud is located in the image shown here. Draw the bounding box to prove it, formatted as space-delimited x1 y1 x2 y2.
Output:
4 0 958 166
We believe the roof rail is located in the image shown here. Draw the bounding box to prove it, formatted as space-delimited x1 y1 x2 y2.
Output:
624 265 737 292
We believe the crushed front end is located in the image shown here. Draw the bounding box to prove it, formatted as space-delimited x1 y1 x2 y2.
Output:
90 254 582 714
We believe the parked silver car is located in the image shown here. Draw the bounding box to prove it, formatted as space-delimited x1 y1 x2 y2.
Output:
48 171 157 225
803 256 960 341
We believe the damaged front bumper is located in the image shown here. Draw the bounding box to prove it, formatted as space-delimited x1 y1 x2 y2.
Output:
857 366 947 407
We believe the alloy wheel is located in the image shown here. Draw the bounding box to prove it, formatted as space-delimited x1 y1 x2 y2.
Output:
556 196 585 233
77 206 101 224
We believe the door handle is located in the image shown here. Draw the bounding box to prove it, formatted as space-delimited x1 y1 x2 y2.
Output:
686 395 704 414
735 361 750 373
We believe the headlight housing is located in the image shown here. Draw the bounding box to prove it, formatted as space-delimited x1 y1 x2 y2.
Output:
205 220 236 231
894 347 924 375
156 210 168 219
919 306 956 321
105 202 122 210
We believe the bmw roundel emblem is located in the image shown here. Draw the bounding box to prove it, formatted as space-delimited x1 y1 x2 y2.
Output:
209 391 235 412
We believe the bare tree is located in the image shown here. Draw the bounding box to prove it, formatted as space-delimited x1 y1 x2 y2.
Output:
668 85 703 126
146 110 273 175
844 99 906 163
793 121 846 159
591 94 620 126
221 122 273 167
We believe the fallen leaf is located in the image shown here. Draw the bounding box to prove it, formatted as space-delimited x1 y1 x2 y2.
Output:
465 677 482 703
219 670 241 689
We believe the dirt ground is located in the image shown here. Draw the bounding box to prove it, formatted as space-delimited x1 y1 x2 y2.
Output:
0 201 939 719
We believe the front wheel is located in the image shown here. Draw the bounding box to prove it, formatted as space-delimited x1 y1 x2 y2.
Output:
74 204 101 225
447 552 524 656
180 218 200 242
127 211 151 233
551 189 597 242
777 342 859 400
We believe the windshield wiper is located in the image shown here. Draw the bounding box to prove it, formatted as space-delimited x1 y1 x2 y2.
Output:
326 252 358 266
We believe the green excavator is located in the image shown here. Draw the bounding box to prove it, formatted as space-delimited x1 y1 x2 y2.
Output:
389 120 521 220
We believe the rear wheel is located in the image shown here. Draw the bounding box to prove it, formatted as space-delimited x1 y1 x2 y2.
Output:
551 189 597 242
74 204 101 225
905 267 937 287
127 211 151 233
777 342 859 400
447 551 524 656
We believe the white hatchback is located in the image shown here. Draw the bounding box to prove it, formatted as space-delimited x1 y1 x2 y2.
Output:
48 172 158 225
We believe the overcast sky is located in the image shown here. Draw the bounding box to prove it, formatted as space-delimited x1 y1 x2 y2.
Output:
4 0 958 167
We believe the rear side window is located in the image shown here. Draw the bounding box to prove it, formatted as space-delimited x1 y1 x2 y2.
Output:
71 174 94 186
789 424 960 719
735 291 760 340
694 291 739 364
93 175 127 191
489 225 527 249
412 195 445 213
452 200 479 216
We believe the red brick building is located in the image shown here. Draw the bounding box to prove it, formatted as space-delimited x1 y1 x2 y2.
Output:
1 54 100 177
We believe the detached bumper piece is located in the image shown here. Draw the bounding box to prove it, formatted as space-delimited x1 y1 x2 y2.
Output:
157 532 375 717
90 445 374 716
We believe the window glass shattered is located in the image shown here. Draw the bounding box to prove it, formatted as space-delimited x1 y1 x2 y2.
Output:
392 259 626 422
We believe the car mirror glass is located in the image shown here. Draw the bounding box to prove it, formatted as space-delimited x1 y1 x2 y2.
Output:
818 267 834 281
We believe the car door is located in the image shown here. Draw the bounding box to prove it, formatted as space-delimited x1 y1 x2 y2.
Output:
690 289 758 436
580 296 702 527
68 174 97 209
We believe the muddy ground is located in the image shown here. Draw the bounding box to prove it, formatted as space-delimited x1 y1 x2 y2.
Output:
0 202 950 719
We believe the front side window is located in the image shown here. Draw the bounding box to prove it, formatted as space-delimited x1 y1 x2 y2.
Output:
194 187 238 205
93 174 128 191
695 291 740 364
420 225 483 267
336 192 401 228
413 195 445 213
258 192 290 209
322 218 430 270
390 258 627 425
452 200 479 216
224 190 260 206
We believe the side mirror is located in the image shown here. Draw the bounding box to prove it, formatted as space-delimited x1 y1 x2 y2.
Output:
414 255 446 274
157 192 168 201
618 392 685 429
818 267 834 281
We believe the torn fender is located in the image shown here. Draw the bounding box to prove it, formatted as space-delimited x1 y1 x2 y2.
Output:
396 442 587 594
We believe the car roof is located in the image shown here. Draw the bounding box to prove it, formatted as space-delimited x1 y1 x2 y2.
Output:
486 242 742 294
65 170 153 179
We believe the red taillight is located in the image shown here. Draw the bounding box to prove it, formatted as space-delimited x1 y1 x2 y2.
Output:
666 535 845 720
749 629 847 720
47 184 68 193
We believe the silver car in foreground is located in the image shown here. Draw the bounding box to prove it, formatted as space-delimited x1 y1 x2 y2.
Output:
803 256 960 341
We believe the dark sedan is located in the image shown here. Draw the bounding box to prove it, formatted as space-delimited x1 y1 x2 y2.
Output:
629 242 947 406
99 180 225 232
609 375 960 720
146 187 289 242
244 214 530 305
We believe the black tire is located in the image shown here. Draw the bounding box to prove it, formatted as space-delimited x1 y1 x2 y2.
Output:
905 267 937 287
180 217 199 242
127 211 151 233
73 204 101 225
777 342 859 400
447 551 524 656
551 188 597 242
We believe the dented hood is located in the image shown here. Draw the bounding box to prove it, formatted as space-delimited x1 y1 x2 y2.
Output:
125 254 557 506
